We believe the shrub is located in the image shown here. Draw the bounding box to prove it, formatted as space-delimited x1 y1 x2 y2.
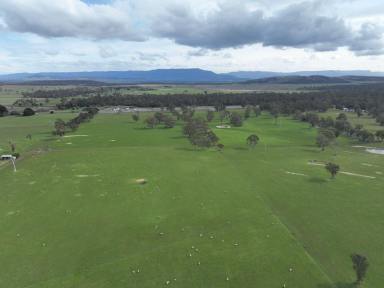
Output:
0 105 8 117
22 108 35 117
230 112 243 127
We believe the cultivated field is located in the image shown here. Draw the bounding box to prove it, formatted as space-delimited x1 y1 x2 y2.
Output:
0 112 383 287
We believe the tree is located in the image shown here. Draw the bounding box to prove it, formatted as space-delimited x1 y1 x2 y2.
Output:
325 162 340 179
336 113 348 121
375 130 384 142
54 119 66 136
335 119 352 136
230 112 243 127
217 143 224 151
244 106 252 119
181 107 195 121
219 110 230 124
132 113 140 122
23 108 35 117
356 129 375 143
162 115 176 128
306 112 320 127
9 142 16 153
355 106 363 117
351 254 369 287
319 116 334 128
376 113 384 126
316 128 336 151
154 112 165 123
183 118 219 148
270 105 279 124
0 105 8 117
206 110 214 122
247 134 260 148
145 116 158 128
253 106 261 117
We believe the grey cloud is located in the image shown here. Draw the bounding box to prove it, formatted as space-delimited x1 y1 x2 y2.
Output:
188 48 209 57
153 1 384 55
0 0 144 41
99 46 118 58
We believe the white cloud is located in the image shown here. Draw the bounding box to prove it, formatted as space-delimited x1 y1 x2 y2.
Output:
0 0 143 41
0 0 383 73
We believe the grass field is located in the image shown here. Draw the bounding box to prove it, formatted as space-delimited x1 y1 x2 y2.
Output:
0 112 383 287
0 112 74 154
319 109 383 132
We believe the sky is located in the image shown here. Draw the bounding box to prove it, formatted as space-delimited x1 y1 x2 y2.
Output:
0 0 383 74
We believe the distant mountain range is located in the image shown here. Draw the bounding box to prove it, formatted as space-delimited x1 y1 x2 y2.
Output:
0 69 236 84
1 68 384 84
225 70 384 79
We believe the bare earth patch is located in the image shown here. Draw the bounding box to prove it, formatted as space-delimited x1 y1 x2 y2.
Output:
339 172 376 179
216 125 231 129
285 171 307 177
366 148 384 155
76 174 100 178
135 178 147 185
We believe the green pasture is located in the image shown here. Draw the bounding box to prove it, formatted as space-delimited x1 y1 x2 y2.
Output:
0 112 74 154
319 109 382 132
0 112 383 288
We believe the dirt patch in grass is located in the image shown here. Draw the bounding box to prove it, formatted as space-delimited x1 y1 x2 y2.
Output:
285 171 307 177
366 148 384 155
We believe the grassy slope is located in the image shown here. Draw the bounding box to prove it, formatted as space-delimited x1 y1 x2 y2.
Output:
0 112 74 154
319 109 383 132
0 113 383 287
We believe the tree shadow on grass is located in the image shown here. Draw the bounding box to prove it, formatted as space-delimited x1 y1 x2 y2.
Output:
317 282 354 288
308 176 327 184
174 147 205 152
133 127 150 131
302 148 323 154
232 146 248 151
170 136 185 140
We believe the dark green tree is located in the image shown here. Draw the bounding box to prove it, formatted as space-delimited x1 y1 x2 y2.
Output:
253 106 261 117
0 105 8 117
325 162 340 179
244 106 252 119
217 143 224 151
23 108 35 117
316 128 336 151
351 254 369 287
247 134 260 148
337 113 348 121
162 115 176 128
206 110 215 122
230 112 243 127
145 116 158 128
306 112 320 127
355 106 363 117
376 113 384 126
375 130 384 141
132 113 140 122
54 119 66 136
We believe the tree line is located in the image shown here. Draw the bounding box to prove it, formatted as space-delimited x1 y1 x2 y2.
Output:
295 112 384 145
53 107 99 136
57 83 384 118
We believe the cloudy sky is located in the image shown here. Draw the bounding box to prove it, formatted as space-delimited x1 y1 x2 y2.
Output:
0 0 383 73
